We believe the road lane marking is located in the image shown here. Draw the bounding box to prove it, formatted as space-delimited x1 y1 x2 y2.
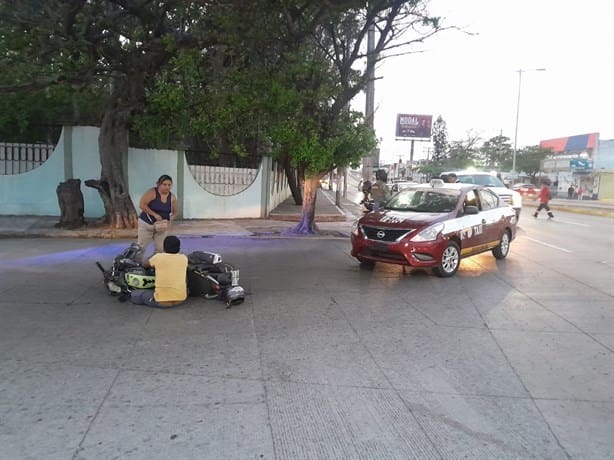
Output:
552 219 590 227
524 236 573 253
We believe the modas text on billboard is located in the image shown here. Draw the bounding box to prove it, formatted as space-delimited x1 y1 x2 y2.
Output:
396 114 432 139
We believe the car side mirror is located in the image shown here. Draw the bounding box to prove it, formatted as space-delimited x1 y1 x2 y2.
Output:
464 205 479 215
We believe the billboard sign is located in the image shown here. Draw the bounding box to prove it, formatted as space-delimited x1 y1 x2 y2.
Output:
395 114 432 139
569 159 593 170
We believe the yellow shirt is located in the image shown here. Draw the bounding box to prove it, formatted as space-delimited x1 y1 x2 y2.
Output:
149 253 188 302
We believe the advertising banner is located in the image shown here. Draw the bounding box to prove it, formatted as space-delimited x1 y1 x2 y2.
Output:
395 114 432 139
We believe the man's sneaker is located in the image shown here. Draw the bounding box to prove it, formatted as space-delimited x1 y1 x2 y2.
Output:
533 213 538 218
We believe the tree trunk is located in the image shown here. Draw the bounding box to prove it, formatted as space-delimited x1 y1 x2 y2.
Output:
85 106 138 229
283 154 302 205
56 178 85 229
291 176 319 234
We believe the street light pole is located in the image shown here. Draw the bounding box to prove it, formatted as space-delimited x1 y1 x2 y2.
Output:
512 67 546 176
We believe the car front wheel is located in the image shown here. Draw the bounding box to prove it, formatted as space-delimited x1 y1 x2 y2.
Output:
434 241 460 277
492 230 511 259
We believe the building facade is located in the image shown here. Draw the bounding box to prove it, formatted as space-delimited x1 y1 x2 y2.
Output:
539 133 614 199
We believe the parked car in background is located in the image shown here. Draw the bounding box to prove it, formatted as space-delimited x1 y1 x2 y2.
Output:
440 171 523 219
351 180 518 277
512 183 540 200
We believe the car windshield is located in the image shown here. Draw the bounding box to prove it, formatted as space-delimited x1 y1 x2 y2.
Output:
386 189 460 213
456 174 505 187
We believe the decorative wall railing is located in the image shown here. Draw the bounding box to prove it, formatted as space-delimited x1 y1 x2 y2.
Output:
0 142 55 175
188 164 259 196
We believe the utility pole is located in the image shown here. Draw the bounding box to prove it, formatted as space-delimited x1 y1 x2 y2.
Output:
512 67 546 177
362 23 377 181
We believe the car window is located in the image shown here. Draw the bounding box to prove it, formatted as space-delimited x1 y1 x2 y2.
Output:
457 174 505 187
479 189 499 209
387 189 460 213
464 189 479 210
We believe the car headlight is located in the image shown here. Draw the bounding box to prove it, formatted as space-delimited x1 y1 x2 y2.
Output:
409 222 444 242
511 190 522 207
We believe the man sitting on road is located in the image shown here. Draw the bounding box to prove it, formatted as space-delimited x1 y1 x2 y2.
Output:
130 235 188 308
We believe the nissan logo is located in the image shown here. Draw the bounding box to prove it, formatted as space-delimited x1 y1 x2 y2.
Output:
376 230 385 239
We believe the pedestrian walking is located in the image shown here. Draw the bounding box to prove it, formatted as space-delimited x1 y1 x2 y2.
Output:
577 186 584 200
534 181 554 219
567 184 575 199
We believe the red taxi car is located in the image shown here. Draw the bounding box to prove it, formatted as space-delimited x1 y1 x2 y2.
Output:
351 180 517 277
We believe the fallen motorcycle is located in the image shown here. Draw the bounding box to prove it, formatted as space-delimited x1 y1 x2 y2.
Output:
96 243 245 308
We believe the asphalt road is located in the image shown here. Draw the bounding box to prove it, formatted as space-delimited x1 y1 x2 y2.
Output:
1 211 613 459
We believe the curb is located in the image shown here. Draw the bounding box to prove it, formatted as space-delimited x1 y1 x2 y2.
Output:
548 206 614 219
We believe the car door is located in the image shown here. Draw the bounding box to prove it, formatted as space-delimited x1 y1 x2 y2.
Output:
478 188 505 248
457 188 488 256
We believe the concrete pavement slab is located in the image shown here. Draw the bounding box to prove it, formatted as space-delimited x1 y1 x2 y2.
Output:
535 298 614 335
357 323 529 398
400 391 568 459
595 333 614 351
0 360 116 460
251 290 348 333
1 232 613 458
258 321 389 388
0 302 147 368
266 381 440 460
492 329 614 402
536 400 614 460
465 284 579 333
307 288 432 326
122 309 262 380
75 370 273 460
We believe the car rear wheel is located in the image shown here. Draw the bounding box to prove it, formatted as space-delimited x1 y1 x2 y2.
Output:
492 230 511 259
434 241 460 277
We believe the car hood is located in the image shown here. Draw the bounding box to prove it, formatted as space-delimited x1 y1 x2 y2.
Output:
360 209 449 228
488 186 513 196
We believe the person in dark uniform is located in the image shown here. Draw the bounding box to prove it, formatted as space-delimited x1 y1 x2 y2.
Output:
137 174 177 254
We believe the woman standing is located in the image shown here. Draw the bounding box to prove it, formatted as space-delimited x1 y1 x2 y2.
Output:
137 174 177 254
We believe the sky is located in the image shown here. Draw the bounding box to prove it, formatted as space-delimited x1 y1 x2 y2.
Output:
359 0 614 164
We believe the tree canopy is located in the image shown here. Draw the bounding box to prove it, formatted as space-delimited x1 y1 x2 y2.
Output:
0 0 446 232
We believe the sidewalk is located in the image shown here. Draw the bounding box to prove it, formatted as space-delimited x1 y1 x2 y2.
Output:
0 191 612 240
0 188 357 240
536 197 614 218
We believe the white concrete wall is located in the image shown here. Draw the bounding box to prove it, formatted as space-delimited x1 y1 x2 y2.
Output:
0 151 65 215
181 155 265 219
71 126 106 217
0 125 292 219
0 130 67 215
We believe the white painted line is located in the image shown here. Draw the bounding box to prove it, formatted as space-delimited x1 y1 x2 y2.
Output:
524 236 573 253
552 219 590 227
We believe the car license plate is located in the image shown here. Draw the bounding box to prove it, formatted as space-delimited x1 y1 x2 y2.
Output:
371 242 388 252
